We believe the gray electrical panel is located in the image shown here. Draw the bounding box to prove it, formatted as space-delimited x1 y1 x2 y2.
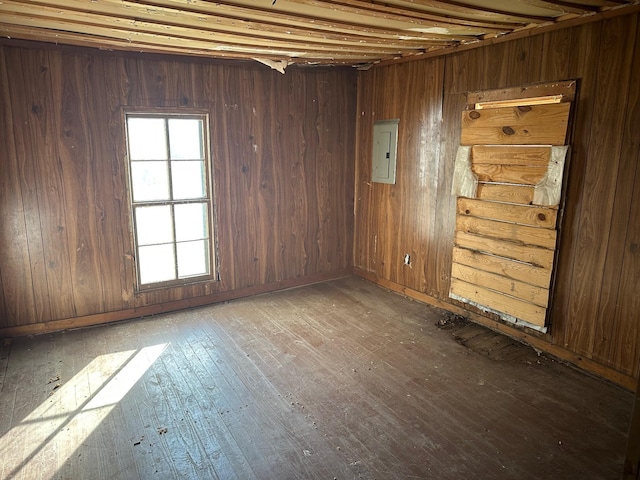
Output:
372 119 399 184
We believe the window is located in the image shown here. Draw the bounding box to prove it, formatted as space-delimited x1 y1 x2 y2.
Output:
125 113 215 289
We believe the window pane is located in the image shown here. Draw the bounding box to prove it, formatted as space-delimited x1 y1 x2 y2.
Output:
135 205 173 246
177 240 209 278
131 161 170 202
171 161 205 199
139 244 176 284
175 203 208 242
127 118 167 160
169 118 204 160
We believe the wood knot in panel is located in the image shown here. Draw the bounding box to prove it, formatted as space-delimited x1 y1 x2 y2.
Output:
517 105 532 113
502 126 515 135
537 213 546 221
469 111 481 120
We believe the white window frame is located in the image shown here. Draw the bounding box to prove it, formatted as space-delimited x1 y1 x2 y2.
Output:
124 110 217 291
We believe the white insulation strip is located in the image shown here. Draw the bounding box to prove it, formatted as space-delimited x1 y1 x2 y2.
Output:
451 146 477 198
533 145 569 206
449 292 548 333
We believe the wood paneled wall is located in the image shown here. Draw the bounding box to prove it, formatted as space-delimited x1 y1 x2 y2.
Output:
0 43 356 330
354 13 640 380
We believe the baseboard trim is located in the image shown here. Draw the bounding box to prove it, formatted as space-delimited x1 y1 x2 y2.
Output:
0 269 352 338
353 267 636 391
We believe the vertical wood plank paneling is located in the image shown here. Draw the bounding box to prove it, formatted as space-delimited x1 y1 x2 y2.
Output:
1 11 639 381
538 28 573 82
354 13 640 379
353 60 444 295
434 53 468 299
0 44 356 328
547 22 602 348
0 267 6 322
8 49 60 322
598 22 640 376
24 50 78 320
613 160 640 378
312 70 355 274
504 37 534 86
353 70 375 274
87 54 132 312
563 14 637 357
0 47 37 324
50 52 106 316
207 66 236 290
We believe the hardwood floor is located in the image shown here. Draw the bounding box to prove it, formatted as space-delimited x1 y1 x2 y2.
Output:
0 277 632 479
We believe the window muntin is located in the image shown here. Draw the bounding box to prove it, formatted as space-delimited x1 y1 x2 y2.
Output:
125 113 214 289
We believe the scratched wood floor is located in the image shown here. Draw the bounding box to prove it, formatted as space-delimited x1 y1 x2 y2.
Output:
0 277 633 480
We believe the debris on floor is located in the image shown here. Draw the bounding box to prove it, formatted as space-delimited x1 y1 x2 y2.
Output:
435 312 468 330
436 312 542 363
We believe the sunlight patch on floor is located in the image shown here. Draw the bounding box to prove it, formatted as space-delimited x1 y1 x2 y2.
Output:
0 343 168 480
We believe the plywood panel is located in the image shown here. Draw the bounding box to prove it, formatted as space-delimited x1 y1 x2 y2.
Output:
455 231 554 269
452 247 552 288
461 103 570 146
476 183 535 205
451 262 550 307
457 198 557 229
450 278 547 326
456 215 557 249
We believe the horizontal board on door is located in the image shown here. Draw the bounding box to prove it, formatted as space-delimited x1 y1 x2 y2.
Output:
456 215 557 249
472 145 551 166
455 231 555 269
476 183 535 205
450 278 547 327
473 164 548 185
452 247 552 288
457 198 557 229
467 81 577 105
451 262 550 308
460 103 570 146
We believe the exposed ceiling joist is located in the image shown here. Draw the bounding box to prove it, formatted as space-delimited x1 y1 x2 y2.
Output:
0 0 637 68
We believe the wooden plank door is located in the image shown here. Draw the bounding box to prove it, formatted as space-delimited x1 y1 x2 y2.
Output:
449 82 574 332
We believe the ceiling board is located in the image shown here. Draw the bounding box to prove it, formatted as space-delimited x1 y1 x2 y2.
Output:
0 0 637 69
